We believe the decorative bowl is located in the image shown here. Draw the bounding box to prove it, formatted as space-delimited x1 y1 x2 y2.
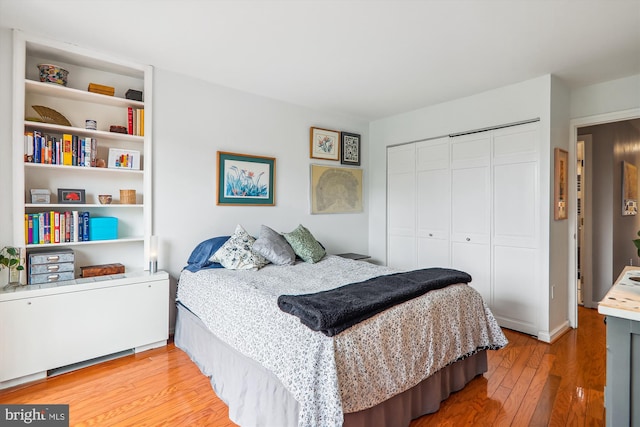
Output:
98 194 113 205
37 63 69 86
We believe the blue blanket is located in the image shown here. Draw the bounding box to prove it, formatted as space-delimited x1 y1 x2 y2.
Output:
277 267 472 336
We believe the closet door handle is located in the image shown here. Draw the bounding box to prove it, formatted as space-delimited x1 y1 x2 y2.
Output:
429 233 433 237
466 237 471 242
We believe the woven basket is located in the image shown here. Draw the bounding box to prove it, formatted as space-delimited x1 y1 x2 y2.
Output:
119 189 136 204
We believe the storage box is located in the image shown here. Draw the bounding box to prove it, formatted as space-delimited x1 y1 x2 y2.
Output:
88 82 115 96
125 89 143 101
29 247 75 285
30 189 51 204
88 217 118 241
81 263 125 278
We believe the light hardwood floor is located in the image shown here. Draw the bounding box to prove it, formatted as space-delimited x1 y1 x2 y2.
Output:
0 306 605 426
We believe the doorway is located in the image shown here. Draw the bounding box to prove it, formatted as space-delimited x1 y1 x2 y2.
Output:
569 109 640 328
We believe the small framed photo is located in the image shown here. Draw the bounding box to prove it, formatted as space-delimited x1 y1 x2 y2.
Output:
310 127 340 161
58 188 86 204
217 151 276 206
108 148 141 170
340 132 361 166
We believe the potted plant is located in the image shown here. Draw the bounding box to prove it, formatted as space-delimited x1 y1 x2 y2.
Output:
1 246 24 288
634 231 640 258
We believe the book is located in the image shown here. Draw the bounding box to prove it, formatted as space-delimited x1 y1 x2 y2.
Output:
82 211 90 241
24 132 33 162
62 133 73 165
38 213 45 244
25 214 30 244
72 135 78 166
140 109 144 136
32 214 39 245
53 211 60 243
128 107 134 135
43 211 50 244
60 212 66 243
72 211 79 242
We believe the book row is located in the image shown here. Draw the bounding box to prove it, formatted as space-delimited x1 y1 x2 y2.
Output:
128 107 144 136
25 211 91 245
25 130 96 167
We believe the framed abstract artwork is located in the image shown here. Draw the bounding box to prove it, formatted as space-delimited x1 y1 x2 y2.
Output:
310 164 363 214
340 132 361 166
554 148 568 220
216 151 276 206
622 161 638 216
310 127 340 161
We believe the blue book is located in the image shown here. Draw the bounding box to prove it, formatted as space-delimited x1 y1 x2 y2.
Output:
82 211 90 241
31 214 38 244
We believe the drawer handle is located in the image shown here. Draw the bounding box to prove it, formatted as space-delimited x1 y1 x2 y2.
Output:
466 237 471 241
47 265 60 271
429 233 433 237
47 274 60 281
47 256 60 261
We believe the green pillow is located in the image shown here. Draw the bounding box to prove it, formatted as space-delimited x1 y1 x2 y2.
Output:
283 224 326 263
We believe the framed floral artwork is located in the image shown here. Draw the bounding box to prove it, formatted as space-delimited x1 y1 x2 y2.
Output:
310 127 340 161
216 151 276 206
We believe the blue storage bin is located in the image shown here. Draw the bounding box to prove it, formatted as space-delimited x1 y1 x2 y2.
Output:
89 217 118 240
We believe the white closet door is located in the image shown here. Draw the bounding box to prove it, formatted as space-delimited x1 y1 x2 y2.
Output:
387 144 416 270
416 138 450 268
491 123 540 334
450 133 491 301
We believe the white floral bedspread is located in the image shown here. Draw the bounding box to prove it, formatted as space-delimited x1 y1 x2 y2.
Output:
176 255 507 427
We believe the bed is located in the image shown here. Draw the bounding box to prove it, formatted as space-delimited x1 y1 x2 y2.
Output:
175 227 507 427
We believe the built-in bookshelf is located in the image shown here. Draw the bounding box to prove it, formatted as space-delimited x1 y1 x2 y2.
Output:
11 30 153 274
1 30 168 391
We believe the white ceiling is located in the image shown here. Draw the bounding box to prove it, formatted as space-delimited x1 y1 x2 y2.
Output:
2 0 640 121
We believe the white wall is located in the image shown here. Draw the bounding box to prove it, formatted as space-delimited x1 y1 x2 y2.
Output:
571 74 640 119
153 69 370 327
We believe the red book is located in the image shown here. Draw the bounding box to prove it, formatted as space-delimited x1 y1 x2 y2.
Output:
128 107 133 135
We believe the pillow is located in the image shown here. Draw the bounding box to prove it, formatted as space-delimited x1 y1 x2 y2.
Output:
211 224 269 270
183 235 230 272
253 225 296 265
283 224 326 263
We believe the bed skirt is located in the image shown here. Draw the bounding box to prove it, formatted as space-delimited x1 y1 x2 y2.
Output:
175 302 487 427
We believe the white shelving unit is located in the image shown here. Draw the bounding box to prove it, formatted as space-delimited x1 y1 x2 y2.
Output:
1 30 168 390
12 30 153 273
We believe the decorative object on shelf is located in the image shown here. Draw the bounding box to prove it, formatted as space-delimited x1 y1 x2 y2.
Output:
85 119 97 130
37 63 68 86
31 105 71 126
125 89 143 101
633 231 640 257
108 148 140 170
28 248 74 285
88 217 118 240
80 262 125 278
340 132 361 166
310 164 363 214
554 148 568 220
30 188 51 204
58 188 86 204
622 161 638 216
87 82 115 96
310 127 340 161
1 246 25 288
98 194 113 205
109 125 127 134
216 151 276 206
149 235 158 273
119 189 136 204
96 158 107 168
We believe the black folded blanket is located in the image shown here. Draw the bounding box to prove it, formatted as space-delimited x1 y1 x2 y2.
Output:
277 267 472 336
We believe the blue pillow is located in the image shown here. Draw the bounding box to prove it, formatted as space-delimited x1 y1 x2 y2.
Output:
183 236 230 272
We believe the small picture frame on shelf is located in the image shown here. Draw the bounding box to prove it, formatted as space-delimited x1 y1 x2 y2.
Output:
58 188 86 204
108 148 141 170
340 132 361 166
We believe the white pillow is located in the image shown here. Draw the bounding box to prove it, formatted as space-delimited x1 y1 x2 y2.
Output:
210 224 268 270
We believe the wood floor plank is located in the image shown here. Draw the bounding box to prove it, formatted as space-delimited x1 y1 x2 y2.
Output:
0 307 605 426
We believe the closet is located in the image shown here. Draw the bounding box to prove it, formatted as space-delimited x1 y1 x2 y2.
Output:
387 121 541 336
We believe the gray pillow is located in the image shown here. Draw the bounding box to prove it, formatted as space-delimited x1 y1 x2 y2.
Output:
253 225 296 265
